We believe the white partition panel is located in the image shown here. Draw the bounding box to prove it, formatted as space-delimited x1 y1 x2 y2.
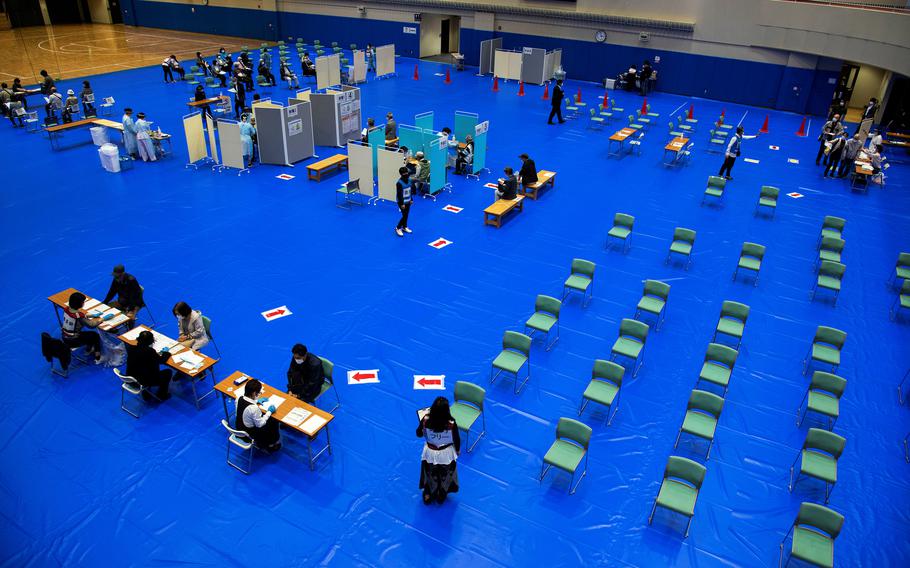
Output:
347 142 374 198
493 49 509 79
376 44 396 77
217 120 245 171
376 147 404 203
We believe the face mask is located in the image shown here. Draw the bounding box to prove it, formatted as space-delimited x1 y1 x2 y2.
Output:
294 357 305 364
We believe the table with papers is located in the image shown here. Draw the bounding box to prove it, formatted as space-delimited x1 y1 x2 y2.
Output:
216 370 335 470
48 287 133 333
118 325 219 409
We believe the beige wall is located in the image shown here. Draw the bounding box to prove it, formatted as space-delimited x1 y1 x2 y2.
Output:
87 0 112 24
419 13 442 57
851 64 887 105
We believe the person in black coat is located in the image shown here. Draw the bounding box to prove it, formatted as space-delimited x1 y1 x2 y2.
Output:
496 167 518 200
102 264 144 316
395 167 413 237
547 79 565 125
518 153 538 194
286 344 325 404
125 330 172 400
823 132 847 178
640 60 653 95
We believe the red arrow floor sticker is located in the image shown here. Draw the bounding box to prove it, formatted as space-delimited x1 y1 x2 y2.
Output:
484 183 498 189
414 375 445 390
347 369 380 385
261 305 292 321
787 192 804 199
429 238 452 249
442 205 463 213
276 174 295 180
769 145 780 150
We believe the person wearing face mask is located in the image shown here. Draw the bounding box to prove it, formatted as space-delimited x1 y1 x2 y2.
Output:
237 379 281 452
395 166 414 237
286 344 325 404
816 114 844 166
173 301 209 350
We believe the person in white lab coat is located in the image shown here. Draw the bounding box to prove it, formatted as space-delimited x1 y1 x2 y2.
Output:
121 108 139 158
134 112 157 162
239 113 256 168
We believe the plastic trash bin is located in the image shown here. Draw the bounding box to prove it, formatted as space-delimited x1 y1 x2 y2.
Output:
99 143 121 173
90 126 108 146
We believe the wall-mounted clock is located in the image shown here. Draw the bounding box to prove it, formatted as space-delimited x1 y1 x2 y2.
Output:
594 30 607 43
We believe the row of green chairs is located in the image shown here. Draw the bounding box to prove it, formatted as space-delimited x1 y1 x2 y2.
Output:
889 252 909 320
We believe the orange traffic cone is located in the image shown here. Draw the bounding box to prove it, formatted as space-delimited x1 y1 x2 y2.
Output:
492 76 499 92
796 116 807 136
602 91 609 109
641 98 648 114
688 104 694 119
445 68 451 84
517 81 525 96
541 82 549 100
759 114 769 134
576 88 582 103
413 64 419 80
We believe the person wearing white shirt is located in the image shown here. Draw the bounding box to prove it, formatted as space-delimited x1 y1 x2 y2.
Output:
866 130 882 151
235 379 282 452
717 126 758 180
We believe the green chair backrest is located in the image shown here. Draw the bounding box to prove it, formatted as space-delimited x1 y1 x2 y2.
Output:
742 242 766 260
902 280 910 295
628 115 635 124
819 260 845 279
571 258 595 279
556 417 592 449
590 108 596 117
674 227 696 244
796 502 844 539
898 252 910 268
707 175 726 189
689 389 724 417
760 185 779 200
668 121 675 130
819 237 845 254
201 315 212 337
678 114 685 123
614 213 634 230
278 40 285 45
810 371 846 397
454 381 485 410
332 42 338 47
720 300 750 323
643 279 670 301
318 356 334 381
705 342 738 368
350 44 358 50
709 129 717 137
822 216 846 232
665 456 706 489
592 359 624 388
636 109 643 118
805 428 846 458
647 104 651 112
619 318 649 343
814 326 846 350
535 294 562 319
503 331 531 355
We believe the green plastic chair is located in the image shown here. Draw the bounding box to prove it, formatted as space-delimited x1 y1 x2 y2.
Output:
668 121 684 138
201 315 221 357
313 39 321 45
797 371 846 429
316 356 341 412
717 116 733 130
491 331 531 394
190 65 200 74
256 74 271 87
696 343 738 395
627 114 642 130
450 381 485 452
819 216 846 243
204 76 217 88
674 389 724 459
331 42 339 47
676 114 692 132
890 280 910 321
733 242 766 286
756 185 780 216
890 252 910 287
610 318 649 377
578 359 624 424
350 43 357 51
588 108 604 130
708 129 727 152
635 279 670 330
610 100 624 114
666 227 696 269
277 40 285 46
636 109 651 126
540 417 592 494
563 258 595 307
648 456 706 538
524 295 561 351
779 503 844 568
817 237 844 268
803 326 846 375
812 261 845 305
702 175 726 205
712 301 750 349
606 213 635 252
789 428 846 503
186 73 200 87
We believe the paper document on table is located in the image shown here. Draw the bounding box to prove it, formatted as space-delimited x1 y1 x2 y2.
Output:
167 344 185 356
176 351 204 366
861 164 873 171
82 298 100 310
103 314 129 328
264 395 286 411
120 326 143 341
89 303 112 317
301 414 328 435
282 407 312 427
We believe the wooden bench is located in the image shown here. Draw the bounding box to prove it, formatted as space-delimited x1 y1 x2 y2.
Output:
520 170 556 200
306 154 348 181
484 196 525 228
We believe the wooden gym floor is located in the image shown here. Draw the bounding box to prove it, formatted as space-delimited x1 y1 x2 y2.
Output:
0 23 263 85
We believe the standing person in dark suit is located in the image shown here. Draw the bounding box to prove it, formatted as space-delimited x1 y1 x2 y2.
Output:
125 330 172 401
102 264 144 317
395 167 413 237
547 79 565 125
838 133 863 178
517 153 538 193
640 60 653 95
286 344 325 404
861 97 879 121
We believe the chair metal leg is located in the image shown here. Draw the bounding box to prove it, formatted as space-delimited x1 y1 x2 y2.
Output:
904 433 909 463
648 499 658 525
674 429 682 449
120 389 141 419
578 397 589 416
515 364 530 394
539 463 552 481
607 394 619 425
684 516 692 538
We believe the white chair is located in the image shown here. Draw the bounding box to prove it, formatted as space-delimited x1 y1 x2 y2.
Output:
630 132 644 156
681 142 695 166
872 162 890 186
52 344 90 378
24 111 40 132
221 419 254 474
99 96 115 116
114 368 159 418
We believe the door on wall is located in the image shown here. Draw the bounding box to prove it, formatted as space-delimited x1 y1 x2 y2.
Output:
109 0 122 24
440 18 450 53
6 0 44 27
46 0 88 24
834 63 860 106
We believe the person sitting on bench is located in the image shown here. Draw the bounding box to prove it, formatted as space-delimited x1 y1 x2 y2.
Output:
195 52 210 76
212 57 228 87
517 153 538 193
80 81 95 116
496 167 518 200
61 89 79 123
45 87 63 121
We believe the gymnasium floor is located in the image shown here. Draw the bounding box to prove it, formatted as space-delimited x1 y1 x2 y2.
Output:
1 26 909 568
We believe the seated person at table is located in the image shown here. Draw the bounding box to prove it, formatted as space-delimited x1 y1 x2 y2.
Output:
173 301 209 350
518 153 538 191
258 59 276 86
80 81 95 116
126 330 172 401
280 60 299 89
102 264 144 317
870 145 885 177
195 52 210 76
45 87 63 120
61 89 79 123
455 135 474 175
287 344 325 404
211 57 228 87
413 151 430 194
39 69 55 96
496 167 518 200
0 83 24 127
61 292 103 363
237 379 282 451
194 85 213 119
361 117 375 142
301 53 316 77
